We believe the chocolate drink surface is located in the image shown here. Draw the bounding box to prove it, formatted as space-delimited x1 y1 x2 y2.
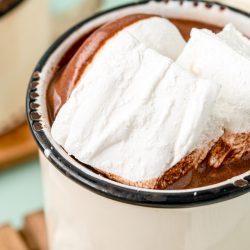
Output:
47 16 250 190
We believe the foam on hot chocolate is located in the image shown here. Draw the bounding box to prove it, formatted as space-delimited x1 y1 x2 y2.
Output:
177 24 250 133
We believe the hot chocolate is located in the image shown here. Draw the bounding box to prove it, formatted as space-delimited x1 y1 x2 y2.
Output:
47 14 250 190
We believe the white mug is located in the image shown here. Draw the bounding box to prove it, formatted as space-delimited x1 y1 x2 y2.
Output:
27 1 250 249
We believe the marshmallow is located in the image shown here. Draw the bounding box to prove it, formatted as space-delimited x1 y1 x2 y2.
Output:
177 24 250 132
125 16 186 60
52 24 219 182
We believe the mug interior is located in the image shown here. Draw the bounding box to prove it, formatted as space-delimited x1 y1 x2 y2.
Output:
27 0 250 207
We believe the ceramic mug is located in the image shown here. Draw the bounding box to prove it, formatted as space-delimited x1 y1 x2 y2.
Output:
27 1 250 249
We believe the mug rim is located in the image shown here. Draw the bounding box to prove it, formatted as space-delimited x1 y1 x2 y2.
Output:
0 0 24 18
26 0 250 208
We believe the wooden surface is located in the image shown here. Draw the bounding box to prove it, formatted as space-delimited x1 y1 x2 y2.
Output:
0 122 38 170
0 211 48 250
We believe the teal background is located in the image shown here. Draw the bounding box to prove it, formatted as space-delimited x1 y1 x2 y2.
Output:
51 0 83 14
0 160 42 228
51 0 132 14
0 0 132 229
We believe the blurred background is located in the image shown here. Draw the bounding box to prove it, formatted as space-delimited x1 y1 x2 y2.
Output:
0 0 249 237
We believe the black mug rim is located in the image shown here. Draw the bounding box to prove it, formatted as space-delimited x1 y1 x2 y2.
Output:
0 0 24 18
26 0 250 208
